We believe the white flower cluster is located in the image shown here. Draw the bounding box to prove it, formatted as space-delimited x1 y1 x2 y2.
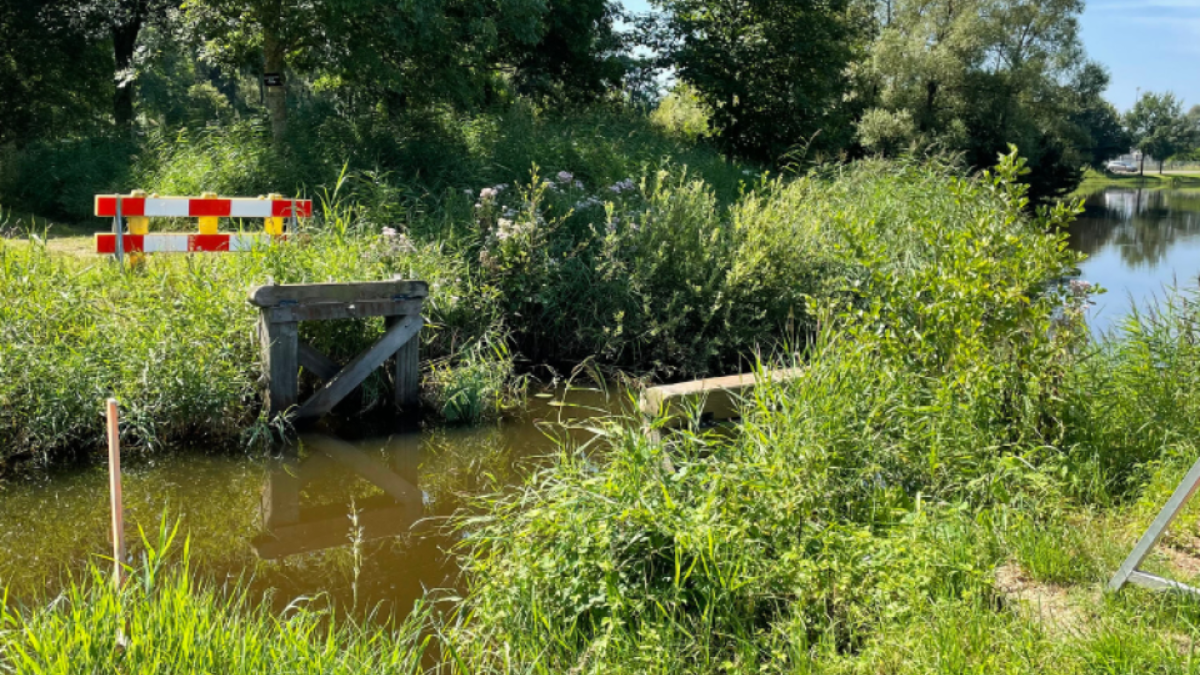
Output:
573 196 604 211
379 226 415 252
495 217 538 242
608 178 636 194
476 184 509 208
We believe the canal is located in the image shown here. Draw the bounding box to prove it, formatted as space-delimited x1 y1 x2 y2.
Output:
1068 187 1200 335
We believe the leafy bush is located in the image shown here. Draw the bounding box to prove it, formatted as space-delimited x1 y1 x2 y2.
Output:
425 333 518 424
0 137 136 221
447 151 1098 671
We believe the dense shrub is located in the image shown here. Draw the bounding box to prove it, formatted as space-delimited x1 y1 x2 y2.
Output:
5 151 1076 457
448 152 1102 670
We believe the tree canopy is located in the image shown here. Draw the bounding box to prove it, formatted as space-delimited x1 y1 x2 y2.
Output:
854 0 1116 200
1125 91 1196 174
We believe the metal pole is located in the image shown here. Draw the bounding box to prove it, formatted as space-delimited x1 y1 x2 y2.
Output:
113 196 125 266
1109 455 1200 593
106 399 125 589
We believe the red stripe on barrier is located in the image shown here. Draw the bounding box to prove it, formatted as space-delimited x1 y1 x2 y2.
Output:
189 235 231 252
95 197 146 217
189 199 231 217
271 200 312 217
95 234 145 253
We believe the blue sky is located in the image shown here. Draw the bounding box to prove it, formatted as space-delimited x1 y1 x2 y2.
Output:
1081 0 1200 111
617 0 1199 112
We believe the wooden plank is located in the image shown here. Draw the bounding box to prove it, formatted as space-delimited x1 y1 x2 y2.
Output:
267 298 423 323
1110 455 1200 592
639 367 804 427
259 317 299 414
296 316 423 419
387 316 421 409
304 434 422 506
248 280 428 307
297 342 340 381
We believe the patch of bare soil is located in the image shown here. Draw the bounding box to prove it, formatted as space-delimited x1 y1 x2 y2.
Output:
995 562 1088 636
1160 535 1200 580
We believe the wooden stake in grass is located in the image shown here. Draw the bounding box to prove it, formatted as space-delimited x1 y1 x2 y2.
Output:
106 398 125 588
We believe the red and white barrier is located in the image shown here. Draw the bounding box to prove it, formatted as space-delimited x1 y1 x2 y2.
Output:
94 195 311 219
96 233 280 254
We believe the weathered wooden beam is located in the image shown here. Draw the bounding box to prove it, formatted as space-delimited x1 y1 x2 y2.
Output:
259 317 299 414
249 280 428 307
296 316 423 419
266 298 423 323
639 367 804 428
297 342 340 381
386 315 421 409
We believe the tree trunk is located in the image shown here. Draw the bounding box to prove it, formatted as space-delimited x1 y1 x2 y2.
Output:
921 80 938 133
263 14 287 145
1159 159 1164 174
1139 153 1144 176
112 14 144 133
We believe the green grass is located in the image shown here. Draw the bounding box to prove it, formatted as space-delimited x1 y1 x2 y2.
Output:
4 150 1070 460
8 151 1200 672
0 522 432 673
1075 167 1200 194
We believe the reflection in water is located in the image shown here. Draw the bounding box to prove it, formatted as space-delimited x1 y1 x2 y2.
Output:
0 386 622 618
1067 188 1200 334
256 434 424 560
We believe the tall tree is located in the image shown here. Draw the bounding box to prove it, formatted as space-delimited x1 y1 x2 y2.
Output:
1066 63 1130 168
652 0 871 163
183 0 315 144
856 0 1102 200
184 0 549 142
0 0 112 144
506 0 628 103
1125 91 1194 175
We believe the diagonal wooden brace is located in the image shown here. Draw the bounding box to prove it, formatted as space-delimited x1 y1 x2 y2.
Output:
297 342 340 381
296 315 423 419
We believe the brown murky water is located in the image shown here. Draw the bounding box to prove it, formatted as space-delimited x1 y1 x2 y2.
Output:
0 386 629 616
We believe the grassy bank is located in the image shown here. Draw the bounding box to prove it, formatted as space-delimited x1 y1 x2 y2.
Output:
440 155 1200 672
2 151 1062 462
9 152 1200 671
0 524 433 673
1075 167 1200 194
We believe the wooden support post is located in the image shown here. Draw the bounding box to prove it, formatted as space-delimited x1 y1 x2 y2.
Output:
105 399 125 589
387 315 420 409
249 279 426 421
259 317 299 414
